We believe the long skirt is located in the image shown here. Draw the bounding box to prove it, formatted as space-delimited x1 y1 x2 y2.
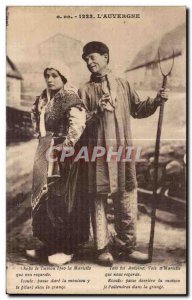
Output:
31 135 89 255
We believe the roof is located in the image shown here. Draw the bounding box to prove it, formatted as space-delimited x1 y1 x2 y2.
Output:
6 56 23 80
126 23 185 72
38 33 83 47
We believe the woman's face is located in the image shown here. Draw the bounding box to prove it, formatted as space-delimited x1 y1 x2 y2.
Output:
44 69 63 91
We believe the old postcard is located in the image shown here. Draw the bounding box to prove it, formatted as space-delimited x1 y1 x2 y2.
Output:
6 6 187 295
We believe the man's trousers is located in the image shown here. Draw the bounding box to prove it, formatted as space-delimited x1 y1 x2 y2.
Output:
90 189 137 252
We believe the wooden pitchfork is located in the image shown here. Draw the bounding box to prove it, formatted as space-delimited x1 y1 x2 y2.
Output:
148 48 174 262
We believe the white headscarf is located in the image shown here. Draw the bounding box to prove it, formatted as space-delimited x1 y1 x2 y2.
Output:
44 60 77 94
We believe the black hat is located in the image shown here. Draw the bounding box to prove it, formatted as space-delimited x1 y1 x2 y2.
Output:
82 41 109 61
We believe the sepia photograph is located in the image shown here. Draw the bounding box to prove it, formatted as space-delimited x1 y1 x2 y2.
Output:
6 6 187 295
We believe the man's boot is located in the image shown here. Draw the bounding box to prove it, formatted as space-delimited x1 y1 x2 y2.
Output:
126 250 149 264
97 246 114 267
112 236 149 264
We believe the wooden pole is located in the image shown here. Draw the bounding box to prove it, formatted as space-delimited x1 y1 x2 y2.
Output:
148 75 168 262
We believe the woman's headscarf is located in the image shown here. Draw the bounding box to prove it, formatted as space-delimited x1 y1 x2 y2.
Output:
44 60 77 94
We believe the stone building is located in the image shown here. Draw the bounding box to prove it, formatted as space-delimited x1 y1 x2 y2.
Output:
125 23 186 91
16 33 86 110
6 56 23 109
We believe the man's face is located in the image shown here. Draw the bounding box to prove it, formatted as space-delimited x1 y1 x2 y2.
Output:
84 52 108 74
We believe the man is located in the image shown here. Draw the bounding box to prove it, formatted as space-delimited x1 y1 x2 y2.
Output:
78 41 168 266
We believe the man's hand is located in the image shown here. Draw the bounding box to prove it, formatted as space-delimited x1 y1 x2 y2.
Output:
155 88 169 105
98 94 114 112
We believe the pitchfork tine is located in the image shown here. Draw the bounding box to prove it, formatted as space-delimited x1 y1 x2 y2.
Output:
158 48 175 77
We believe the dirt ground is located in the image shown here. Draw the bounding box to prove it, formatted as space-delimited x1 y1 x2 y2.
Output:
7 210 186 268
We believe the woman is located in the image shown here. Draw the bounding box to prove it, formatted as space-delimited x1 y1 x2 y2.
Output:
27 62 89 265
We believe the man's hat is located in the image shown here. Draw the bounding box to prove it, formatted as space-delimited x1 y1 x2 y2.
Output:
82 41 109 61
